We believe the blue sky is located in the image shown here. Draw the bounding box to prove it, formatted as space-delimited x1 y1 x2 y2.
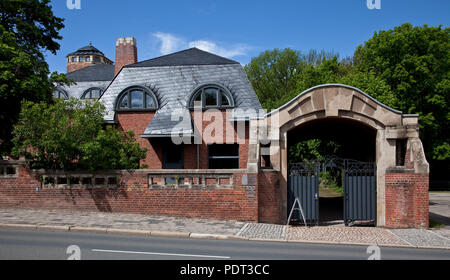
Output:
46 0 450 73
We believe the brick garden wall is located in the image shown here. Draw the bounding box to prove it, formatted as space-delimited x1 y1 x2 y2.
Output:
258 171 282 224
0 164 258 222
385 171 429 228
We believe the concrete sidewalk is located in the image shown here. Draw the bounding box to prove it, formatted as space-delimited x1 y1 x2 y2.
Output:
429 192 450 239
0 207 449 250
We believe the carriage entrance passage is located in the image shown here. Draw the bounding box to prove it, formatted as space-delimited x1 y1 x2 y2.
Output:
288 157 376 226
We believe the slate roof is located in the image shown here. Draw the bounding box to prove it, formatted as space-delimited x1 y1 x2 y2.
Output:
127 48 240 68
99 48 262 136
66 64 115 82
67 45 105 57
144 109 194 136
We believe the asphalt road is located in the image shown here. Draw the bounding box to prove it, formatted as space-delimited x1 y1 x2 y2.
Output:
0 228 449 260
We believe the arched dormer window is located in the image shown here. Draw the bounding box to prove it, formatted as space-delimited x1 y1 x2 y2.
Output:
53 88 68 99
189 84 234 109
81 88 103 100
116 86 158 111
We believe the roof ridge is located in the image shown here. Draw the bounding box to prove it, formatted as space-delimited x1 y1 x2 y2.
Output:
125 47 239 68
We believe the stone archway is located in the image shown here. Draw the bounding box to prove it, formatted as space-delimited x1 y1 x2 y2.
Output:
251 84 430 228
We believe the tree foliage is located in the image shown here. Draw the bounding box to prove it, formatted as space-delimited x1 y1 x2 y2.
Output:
246 23 449 169
289 139 341 163
354 23 449 161
244 49 338 109
0 0 66 154
12 99 147 171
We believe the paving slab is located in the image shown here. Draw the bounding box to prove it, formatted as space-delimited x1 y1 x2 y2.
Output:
389 229 450 248
287 226 410 246
237 223 286 240
0 208 244 236
429 193 450 239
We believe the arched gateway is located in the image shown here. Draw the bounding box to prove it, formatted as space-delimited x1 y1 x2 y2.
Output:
249 84 430 228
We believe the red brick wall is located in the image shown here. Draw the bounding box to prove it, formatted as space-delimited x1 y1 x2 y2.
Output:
117 111 163 169
115 38 138 76
192 110 249 169
385 172 429 228
258 171 282 224
67 61 95 73
0 165 258 222
116 110 249 170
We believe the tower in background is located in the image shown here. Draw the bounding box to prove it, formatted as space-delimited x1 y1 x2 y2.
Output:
66 43 113 73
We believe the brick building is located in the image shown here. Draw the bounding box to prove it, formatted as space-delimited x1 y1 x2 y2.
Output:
0 37 430 228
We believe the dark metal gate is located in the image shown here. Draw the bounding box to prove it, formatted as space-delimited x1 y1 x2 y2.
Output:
288 157 376 226
344 160 377 226
288 162 319 225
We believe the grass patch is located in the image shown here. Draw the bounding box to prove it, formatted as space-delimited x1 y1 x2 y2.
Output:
429 219 445 229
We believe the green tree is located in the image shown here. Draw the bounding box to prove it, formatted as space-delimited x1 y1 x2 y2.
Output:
244 48 303 110
12 99 147 171
79 127 147 171
289 139 341 163
0 0 66 154
354 23 449 162
296 56 397 108
244 49 340 110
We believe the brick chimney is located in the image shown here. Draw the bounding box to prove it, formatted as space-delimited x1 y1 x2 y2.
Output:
115 37 138 76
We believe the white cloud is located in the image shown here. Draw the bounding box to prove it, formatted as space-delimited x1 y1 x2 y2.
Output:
188 40 250 58
153 32 185 55
153 32 251 59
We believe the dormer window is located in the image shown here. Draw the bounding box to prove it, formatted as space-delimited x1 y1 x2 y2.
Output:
53 89 68 99
117 86 158 111
189 84 234 109
81 88 103 100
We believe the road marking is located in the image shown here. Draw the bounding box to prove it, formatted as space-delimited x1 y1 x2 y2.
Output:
91 249 231 259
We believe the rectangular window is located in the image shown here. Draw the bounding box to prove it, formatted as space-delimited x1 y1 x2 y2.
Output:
208 144 239 169
79 56 84 62
396 139 407 166
71 56 77 62
85 56 91 62
163 143 184 169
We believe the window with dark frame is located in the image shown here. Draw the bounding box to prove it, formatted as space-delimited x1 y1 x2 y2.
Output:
189 85 234 109
117 87 158 111
208 144 239 169
53 89 68 99
81 88 102 100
